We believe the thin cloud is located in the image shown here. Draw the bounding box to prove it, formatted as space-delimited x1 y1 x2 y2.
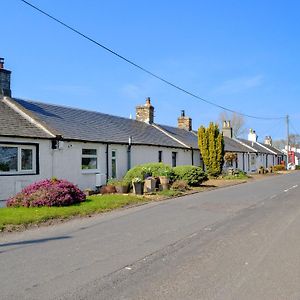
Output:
213 75 264 95
121 84 143 99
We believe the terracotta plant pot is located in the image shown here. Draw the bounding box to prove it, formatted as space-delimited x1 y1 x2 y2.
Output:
159 176 169 190
115 185 129 194
100 185 116 194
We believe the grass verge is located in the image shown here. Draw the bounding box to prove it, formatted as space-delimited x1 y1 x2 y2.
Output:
0 194 147 232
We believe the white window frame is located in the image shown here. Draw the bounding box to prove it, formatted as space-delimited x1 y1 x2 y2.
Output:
0 144 36 175
81 148 99 173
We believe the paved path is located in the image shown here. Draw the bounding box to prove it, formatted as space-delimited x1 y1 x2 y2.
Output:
0 172 299 299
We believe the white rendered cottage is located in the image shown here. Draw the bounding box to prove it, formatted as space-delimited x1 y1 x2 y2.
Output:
0 61 203 200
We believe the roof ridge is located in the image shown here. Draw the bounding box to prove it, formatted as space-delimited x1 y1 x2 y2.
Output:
234 138 257 152
152 124 190 148
254 141 277 155
4 97 58 138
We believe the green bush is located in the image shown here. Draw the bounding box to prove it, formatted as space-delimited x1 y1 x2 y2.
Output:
107 178 130 186
172 165 208 186
273 164 285 171
123 163 174 184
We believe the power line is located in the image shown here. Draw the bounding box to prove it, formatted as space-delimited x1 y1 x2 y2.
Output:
290 120 300 136
20 0 285 121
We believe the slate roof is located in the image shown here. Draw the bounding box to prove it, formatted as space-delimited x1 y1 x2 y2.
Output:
11 98 186 148
238 139 274 154
261 143 284 155
0 99 52 138
158 125 199 149
224 136 255 153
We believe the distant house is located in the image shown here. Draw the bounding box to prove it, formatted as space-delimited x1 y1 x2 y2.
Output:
222 122 285 173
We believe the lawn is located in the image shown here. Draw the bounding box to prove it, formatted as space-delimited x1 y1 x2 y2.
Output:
0 194 148 231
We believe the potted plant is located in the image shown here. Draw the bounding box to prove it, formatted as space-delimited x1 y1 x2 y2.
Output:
142 167 152 179
132 177 144 195
158 168 171 190
107 178 129 194
144 176 157 193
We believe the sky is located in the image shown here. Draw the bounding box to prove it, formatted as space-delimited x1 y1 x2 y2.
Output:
2 0 300 141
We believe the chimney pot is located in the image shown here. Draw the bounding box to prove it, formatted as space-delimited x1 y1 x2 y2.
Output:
135 97 154 124
0 58 11 97
222 120 233 138
178 110 192 131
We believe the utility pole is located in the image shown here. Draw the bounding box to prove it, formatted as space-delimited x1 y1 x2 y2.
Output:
286 114 289 167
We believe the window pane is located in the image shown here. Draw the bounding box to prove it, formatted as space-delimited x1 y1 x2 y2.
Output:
158 151 162 162
112 150 116 158
111 159 116 178
21 149 33 170
82 149 97 155
82 157 97 170
0 147 18 172
172 152 177 167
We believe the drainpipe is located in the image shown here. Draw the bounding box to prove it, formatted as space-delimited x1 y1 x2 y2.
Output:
191 148 194 165
106 144 109 183
127 136 132 171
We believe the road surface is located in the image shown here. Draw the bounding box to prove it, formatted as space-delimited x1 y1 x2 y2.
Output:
1 172 300 299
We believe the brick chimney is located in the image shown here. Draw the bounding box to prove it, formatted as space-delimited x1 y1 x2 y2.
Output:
136 97 154 124
248 129 258 142
178 110 192 131
0 58 11 97
222 120 233 138
264 136 272 146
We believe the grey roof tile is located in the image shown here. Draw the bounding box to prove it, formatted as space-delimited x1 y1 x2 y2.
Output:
158 125 199 149
13 98 186 148
224 136 255 153
238 139 274 154
0 99 52 138
261 143 284 155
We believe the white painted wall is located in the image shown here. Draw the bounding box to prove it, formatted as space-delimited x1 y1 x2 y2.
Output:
0 137 202 201
0 137 52 201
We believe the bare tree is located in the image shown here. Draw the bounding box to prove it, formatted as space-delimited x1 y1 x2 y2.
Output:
272 134 300 150
218 111 246 138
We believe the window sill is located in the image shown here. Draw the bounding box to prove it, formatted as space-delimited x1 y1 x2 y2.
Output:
81 169 100 174
0 171 37 176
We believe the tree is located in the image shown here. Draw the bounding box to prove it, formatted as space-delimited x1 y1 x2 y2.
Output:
218 111 246 138
198 122 224 176
273 134 300 150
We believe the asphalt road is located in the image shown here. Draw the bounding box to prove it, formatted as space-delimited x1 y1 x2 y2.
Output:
1 172 300 300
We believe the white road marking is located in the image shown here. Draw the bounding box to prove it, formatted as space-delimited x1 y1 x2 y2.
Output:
283 185 298 193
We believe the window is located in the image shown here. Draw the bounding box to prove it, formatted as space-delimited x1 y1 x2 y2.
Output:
111 150 117 178
158 151 162 163
172 152 177 167
0 145 36 174
82 149 98 170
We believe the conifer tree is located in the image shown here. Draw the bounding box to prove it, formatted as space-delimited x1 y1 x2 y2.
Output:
198 122 224 176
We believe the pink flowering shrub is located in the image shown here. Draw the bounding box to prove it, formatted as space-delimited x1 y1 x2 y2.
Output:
6 178 86 207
